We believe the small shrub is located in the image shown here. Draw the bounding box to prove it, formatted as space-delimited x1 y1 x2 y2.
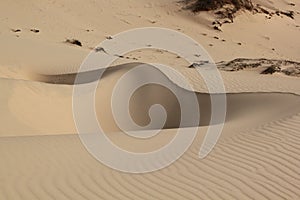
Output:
187 0 253 12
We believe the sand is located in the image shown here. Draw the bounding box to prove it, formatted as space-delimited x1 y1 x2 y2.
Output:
0 0 300 199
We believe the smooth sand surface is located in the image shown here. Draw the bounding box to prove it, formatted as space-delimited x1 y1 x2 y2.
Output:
0 0 300 199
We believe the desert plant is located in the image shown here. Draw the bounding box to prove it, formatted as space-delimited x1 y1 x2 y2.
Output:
187 0 253 12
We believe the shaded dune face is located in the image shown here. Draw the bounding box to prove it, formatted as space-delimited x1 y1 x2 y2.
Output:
33 62 215 132
128 85 213 130
32 63 300 134
129 84 182 129
94 63 211 133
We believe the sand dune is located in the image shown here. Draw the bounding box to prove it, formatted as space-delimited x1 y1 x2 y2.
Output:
0 62 299 199
0 111 299 200
1 0 300 199
1 62 299 136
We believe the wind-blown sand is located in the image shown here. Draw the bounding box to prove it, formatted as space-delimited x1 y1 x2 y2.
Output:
0 0 300 199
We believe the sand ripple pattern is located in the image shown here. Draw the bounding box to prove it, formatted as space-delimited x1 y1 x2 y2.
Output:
0 112 299 199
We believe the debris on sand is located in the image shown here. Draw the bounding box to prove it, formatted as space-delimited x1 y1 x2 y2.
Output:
276 10 294 19
11 29 21 32
30 29 40 33
213 25 222 31
188 61 210 68
282 67 300 76
65 39 82 47
261 65 281 74
94 47 108 54
288 3 296 6
254 5 295 19
217 58 300 77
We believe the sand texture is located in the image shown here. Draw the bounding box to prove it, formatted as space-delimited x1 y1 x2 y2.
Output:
0 0 299 199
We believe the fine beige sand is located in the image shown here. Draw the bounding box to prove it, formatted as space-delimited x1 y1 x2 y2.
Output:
0 0 300 199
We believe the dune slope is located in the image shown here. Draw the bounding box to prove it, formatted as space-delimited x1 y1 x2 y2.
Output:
0 0 300 199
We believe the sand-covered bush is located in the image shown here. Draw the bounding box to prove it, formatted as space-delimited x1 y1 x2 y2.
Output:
187 0 253 12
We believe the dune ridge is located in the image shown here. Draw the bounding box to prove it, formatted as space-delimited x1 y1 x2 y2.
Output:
0 62 299 136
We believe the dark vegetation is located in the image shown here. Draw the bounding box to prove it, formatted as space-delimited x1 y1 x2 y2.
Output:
186 0 253 12
217 58 300 77
184 0 295 31
65 39 82 47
